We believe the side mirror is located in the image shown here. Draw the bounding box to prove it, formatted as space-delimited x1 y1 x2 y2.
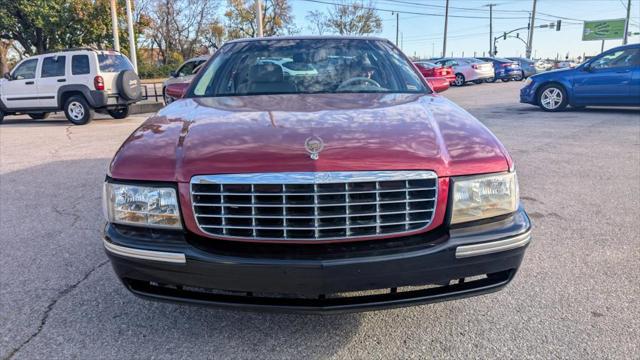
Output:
165 82 189 100
582 63 593 72
170 70 178 78
3 72 11 80
426 77 449 93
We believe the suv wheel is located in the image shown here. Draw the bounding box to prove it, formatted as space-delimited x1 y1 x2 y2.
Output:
64 96 94 125
28 112 50 120
538 84 568 112
107 106 130 119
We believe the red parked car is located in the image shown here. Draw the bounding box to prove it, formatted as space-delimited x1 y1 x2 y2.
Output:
414 61 456 84
103 37 531 313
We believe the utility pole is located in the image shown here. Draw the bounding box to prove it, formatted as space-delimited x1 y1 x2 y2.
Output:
124 0 137 72
485 4 496 56
109 0 120 52
442 0 450 57
623 0 631 44
526 0 537 58
395 12 400 46
256 0 263 37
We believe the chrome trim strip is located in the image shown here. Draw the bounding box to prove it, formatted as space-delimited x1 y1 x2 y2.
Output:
192 171 437 185
103 239 186 264
455 231 531 258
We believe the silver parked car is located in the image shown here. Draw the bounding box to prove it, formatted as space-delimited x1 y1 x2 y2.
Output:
162 55 210 104
433 57 494 86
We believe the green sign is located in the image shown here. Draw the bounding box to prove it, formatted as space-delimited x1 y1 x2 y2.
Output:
582 19 626 40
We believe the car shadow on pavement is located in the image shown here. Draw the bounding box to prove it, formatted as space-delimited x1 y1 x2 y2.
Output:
1 115 122 126
1 159 364 359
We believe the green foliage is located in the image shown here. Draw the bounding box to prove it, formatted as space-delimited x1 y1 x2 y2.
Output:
137 62 177 80
0 0 124 55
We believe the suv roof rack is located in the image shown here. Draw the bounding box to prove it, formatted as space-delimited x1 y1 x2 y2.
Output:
40 47 120 55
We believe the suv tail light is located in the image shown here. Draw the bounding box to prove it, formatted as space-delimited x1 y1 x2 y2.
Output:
94 76 105 91
501 63 511 67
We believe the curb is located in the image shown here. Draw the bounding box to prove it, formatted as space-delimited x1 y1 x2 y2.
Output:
131 102 163 115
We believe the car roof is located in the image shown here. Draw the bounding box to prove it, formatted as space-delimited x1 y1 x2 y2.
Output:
225 35 390 44
37 48 122 56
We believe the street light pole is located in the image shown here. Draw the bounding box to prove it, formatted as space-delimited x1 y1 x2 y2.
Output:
256 0 263 37
442 0 449 57
623 0 631 44
395 12 400 46
124 0 137 72
109 0 120 52
526 0 537 58
486 4 496 56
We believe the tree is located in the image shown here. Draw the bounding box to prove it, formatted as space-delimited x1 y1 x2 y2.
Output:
0 0 121 55
306 10 328 35
224 0 293 39
326 1 382 35
141 0 219 65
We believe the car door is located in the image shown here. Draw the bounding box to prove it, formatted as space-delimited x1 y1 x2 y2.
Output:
573 48 639 105
1 58 40 110
38 55 67 108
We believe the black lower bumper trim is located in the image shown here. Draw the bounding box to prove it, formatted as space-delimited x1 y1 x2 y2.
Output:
124 269 515 314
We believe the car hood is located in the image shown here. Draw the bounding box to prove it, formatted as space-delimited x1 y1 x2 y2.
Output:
109 93 510 182
533 67 576 79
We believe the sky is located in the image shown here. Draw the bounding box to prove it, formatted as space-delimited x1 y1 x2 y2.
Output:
287 0 640 60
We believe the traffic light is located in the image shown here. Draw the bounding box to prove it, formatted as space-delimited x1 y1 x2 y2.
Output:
503 32 507 40
556 20 561 31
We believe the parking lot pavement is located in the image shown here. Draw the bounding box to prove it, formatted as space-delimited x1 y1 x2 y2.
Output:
1 81 638 359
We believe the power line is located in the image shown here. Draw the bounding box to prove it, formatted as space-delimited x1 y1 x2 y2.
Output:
295 0 534 19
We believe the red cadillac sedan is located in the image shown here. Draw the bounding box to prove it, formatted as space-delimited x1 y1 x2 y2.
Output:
413 61 456 84
103 36 531 313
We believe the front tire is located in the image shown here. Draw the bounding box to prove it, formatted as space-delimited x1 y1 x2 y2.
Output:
485 76 496 83
515 71 525 81
538 84 568 112
107 106 130 119
28 112 50 120
0 110 5 124
454 73 466 86
64 96 94 125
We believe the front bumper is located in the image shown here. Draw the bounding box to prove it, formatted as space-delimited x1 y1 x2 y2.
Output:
104 208 531 314
520 83 538 104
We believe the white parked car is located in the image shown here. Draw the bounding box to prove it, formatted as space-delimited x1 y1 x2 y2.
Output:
0 48 141 125
433 57 494 86
162 55 210 104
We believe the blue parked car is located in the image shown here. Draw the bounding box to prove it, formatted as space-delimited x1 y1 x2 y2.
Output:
476 57 522 82
507 57 537 79
520 43 640 111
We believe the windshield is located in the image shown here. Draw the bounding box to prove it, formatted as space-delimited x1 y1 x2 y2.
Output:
98 53 134 73
192 39 428 97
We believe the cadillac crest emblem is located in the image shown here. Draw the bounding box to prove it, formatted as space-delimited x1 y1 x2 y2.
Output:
304 136 324 160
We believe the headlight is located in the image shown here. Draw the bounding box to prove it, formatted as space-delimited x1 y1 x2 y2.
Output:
103 182 182 229
450 172 518 225
523 77 533 86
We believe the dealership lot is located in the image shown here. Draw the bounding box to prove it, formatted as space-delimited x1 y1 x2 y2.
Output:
1 82 638 359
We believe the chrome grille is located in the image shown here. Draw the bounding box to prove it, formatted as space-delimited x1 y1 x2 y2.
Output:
191 171 438 241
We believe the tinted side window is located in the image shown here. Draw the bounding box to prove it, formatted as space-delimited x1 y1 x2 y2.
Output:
42 56 66 77
178 61 196 77
12 59 38 80
72 55 90 75
592 48 640 69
